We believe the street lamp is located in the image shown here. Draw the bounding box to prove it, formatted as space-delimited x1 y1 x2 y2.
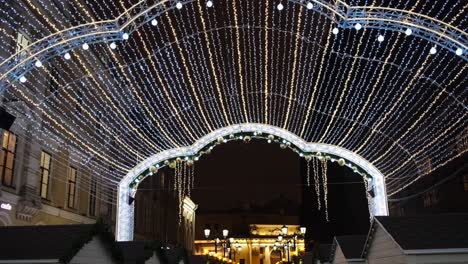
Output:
204 225 232 258
273 225 307 264
204 226 211 239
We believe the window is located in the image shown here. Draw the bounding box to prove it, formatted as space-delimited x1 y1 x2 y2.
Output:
16 31 30 60
67 167 77 208
39 151 51 199
0 130 17 187
89 177 97 216
463 175 468 192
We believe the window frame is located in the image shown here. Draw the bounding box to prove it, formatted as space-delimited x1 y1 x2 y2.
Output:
0 130 17 187
67 166 77 209
39 151 52 199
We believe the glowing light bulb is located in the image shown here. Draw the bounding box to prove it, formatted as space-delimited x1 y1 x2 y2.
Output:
35 60 43 67
405 28 412 36
354 23 362 30
82 43 89 50
122 33 129 40
277 3 284 10
176 2 183 9
151 19 158 26
206 0 213 7
110 42 117 49
306 2 313 9
332 27 339 35
19 76 27 83
430 47 437 54
377 35 384 42
455 48 463 56
64 52 71 60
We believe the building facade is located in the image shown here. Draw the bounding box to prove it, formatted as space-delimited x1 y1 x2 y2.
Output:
194 224 306 264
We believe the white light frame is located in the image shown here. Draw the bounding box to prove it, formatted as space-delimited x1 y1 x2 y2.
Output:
116 123 388 241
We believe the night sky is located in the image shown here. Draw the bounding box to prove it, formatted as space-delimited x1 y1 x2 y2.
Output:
191 139 302 211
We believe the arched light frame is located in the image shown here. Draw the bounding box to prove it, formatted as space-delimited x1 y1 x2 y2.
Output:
2 0 467 91
116 123 388 241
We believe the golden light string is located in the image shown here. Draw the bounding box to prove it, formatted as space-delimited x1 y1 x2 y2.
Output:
354 54 432 154
346 36 429 153
337 33 404 147
205 9 243 124
110 20 196 146
9 0 167 157
177 4 225 129
313 158 321 210
232 0 250 123
196 0 232 126
363 51 462 163
299 27 333 138
321 159 329 222
247 0 262 121
8 82 130 171
372 64 467 165
386 112 467 178
319 26 381 144
38 66 148 159
165 12 214 133
263 0 270 124
73 53 162 151
282 7 304 129
318 27 368 143
290 12 327 135
307 21 357 141
110 33 181 147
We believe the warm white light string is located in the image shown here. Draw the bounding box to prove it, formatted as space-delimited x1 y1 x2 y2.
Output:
0 0 466 212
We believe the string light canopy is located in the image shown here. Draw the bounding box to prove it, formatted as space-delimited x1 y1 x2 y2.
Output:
0 0 466 239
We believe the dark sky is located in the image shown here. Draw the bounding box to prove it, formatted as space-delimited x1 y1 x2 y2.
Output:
191 139 302 211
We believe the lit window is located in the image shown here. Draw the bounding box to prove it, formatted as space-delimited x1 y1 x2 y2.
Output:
67 167 77 208
39 151 51 199
89 177 97 216
463 175 468 192
16 31 31 59
0 130 17 187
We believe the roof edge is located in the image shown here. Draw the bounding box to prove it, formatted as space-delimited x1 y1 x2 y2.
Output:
404 248 468 255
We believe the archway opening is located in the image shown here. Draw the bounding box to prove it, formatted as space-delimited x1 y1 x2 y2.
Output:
132 138 370 247
117 124 386 241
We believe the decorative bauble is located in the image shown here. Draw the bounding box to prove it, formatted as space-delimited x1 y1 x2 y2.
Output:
206 148 211 154
187 159 194 166
169 161 177 169
229 134 235 138
217 137 224 143
280 143 287 149
268 134 274 140
305 155 312 161
244 136 251 143
337 158 345 166
176 157 182 162
149 165 158 174
164 160 170 165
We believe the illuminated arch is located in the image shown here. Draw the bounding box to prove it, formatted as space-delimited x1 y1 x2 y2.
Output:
116 123 388 241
